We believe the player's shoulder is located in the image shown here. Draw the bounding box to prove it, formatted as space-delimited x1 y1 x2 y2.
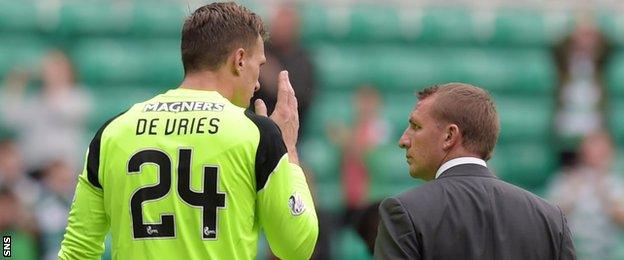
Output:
93 110 131 140
242 109 282 138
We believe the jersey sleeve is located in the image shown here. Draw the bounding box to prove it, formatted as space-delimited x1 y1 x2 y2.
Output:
58 149 109 260
257 158 318 260
245 110 318 260
58 115 120 259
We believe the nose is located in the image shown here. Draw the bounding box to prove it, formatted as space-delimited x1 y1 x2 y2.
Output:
254 82 261 92
398 128 410 149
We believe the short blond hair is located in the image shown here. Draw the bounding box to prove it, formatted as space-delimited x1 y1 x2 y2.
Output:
418 83 500 160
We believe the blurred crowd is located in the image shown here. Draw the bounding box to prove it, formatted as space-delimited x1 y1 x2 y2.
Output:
1 3 624 260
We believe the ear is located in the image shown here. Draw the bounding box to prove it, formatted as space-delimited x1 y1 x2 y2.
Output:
231 48 246 76
443 124 460 151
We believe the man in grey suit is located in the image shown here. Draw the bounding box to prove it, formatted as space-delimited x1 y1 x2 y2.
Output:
374 83 576 259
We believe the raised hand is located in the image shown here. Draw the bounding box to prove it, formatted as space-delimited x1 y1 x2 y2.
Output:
255 70 299 164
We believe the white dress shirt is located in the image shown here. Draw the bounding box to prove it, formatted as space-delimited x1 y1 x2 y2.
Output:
435 157 487 179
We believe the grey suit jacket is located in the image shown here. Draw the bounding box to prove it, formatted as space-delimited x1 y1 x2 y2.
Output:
374 164 576 260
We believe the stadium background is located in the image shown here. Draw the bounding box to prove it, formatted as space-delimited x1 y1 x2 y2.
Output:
0 0 623 259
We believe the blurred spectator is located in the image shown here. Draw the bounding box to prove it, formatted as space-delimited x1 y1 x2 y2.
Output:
353 201 381 254
554 16 611 160
0 186 38 260
36 159 76 260
253 4 316 137
0 137 41 211
329 86 391 221
548 130 624 259
1 50 92 173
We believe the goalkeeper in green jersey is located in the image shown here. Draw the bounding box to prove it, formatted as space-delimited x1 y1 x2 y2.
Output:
58 2 318 259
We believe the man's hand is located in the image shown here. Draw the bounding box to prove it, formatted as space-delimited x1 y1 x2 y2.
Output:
255 70 299 165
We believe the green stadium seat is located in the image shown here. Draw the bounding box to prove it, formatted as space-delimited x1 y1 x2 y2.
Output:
610 101 624 145
370 182 416 202
488 142 557 191
304 91 412 144
0 1 39 33
57 2 132 36
301 4 403 44
314 181 343 212
614 148 624 173
418 8 475 44
0 36 47 80
507 49 558 93
334 229 371 260
615 234 624 260
86 86 155 132
366 145 419 200
346 6 402 43
493 95 554 142
369 47 446 92
312 45 446 92
490 10 570 46
71 39 182 86
366 145 410 184
142 40 184 85
312 45 556 94
71 40 142 85
447 48 557 94
382 94 414 137
300 138 341 183
598 11 624 46
445 49 510 89
304 91 354 136
300 6 568 46
606 52 624 97
131 2 187 37
311 45 375 91
299 4 335 44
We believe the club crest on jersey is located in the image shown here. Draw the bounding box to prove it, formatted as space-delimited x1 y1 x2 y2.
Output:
288 193 306 216
143 102 225 113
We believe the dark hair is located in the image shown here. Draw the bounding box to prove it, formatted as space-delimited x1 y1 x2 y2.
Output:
418 83 500 161
181 2 267 73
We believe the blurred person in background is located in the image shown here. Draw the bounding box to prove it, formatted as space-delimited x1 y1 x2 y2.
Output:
0 137 41 213
36 159 76 260
354 201 381 255
253 4 316 138
548 130 624 259
320 86 390 259
329 86 391 223
0 186 38 260
554 16 611 164
0 50 92 174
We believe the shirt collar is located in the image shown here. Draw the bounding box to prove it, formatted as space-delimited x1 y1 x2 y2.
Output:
435 157 487 179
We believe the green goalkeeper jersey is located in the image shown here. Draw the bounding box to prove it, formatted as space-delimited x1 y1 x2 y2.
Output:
58 88 318 260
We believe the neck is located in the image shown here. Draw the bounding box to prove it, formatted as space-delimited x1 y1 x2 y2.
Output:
437 147 482 172
179 70 234 101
